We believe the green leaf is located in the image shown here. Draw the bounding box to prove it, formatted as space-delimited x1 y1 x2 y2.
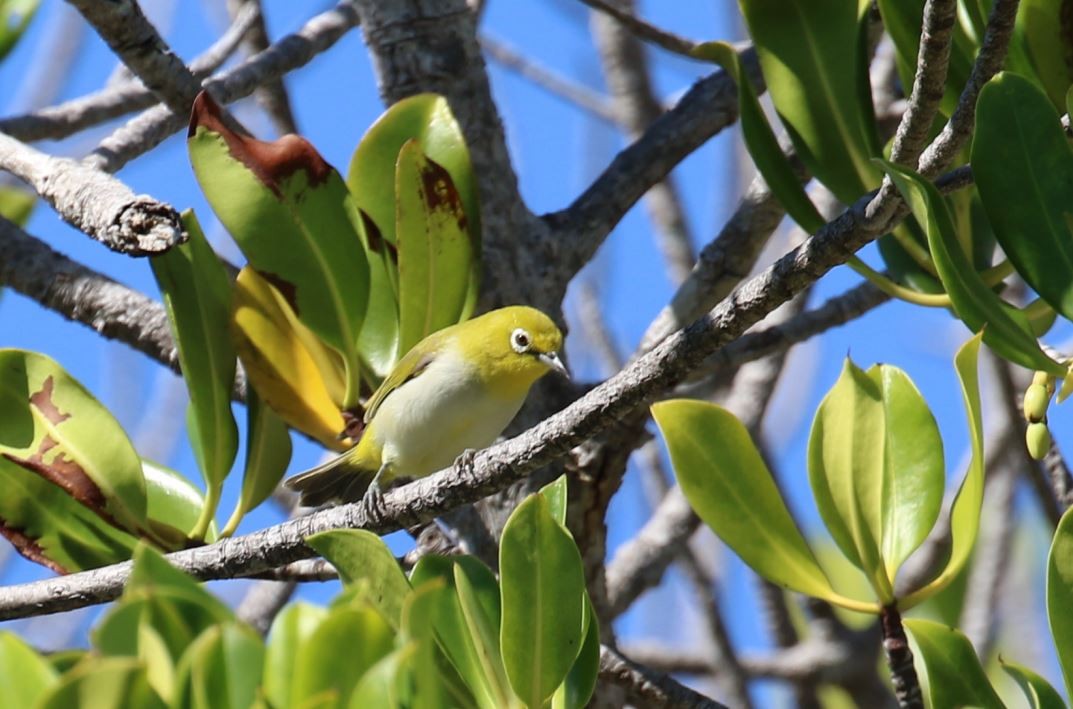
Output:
692 41 824 233
0 348 148 535
880 160 1065 375
395 139 478 355
0 0 40 60
95 546 233 662
289 602 394 707
551 598 599 709
902 334 986 607
0 186 35 226
402 580 473 709
739 0 879 204
188 92 370 408
348 93 480 328
651 400 876 612
0 631 58 707
539 475 568 526
1020 0 1073 108
1048 505 1073 697
136 622 175 704
500 494 588 708
306 529 411 629
38 657 165 709
348 646 415 709
1001 659 1067 709
221 388 291 536
151 210 238 538
410 556 505 709
171 623 264 709
808 361 944 600
904 619 1003 709
263 602 327 708
973 73 1073 322
456 562 512 707
142 459 216 550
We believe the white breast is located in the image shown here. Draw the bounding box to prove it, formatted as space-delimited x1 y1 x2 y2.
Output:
370 350 526 477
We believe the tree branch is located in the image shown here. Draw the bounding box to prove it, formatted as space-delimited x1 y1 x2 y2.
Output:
86 1 361 173
227 0 300 136
0 133 183 255
0 3 257 143
599 645 727 709
579 0 698 58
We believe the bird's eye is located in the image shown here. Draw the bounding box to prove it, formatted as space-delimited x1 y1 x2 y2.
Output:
511 328 531 353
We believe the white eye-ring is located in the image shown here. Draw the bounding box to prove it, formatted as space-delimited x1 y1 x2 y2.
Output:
511 328 531 354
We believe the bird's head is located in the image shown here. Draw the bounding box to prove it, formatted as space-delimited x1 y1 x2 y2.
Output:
461 306 568 390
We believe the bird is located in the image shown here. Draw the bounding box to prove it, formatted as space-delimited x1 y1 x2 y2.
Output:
285 305 568 508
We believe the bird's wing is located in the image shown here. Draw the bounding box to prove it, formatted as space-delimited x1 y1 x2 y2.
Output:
362 331 447 424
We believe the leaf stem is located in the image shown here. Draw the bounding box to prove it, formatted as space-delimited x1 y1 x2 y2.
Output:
880 604 924 709
847 257 952 307
190 483 221 541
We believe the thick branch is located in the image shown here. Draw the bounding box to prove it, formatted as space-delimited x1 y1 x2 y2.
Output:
599 645 727 709
0 217 178 370
0 133 183 255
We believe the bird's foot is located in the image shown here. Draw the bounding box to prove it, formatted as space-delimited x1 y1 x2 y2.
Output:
454 448 479 474
361 481 388 525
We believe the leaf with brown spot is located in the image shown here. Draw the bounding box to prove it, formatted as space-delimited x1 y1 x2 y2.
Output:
189 90 370 408
0 349 147 535
395 140 477 354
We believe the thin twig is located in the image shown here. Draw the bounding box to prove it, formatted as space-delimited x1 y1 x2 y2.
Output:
579 0 698 58
880 605 923 709
0 4 258 143
227 0 299 135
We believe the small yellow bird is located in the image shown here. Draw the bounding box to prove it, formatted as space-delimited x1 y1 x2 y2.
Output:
285 306 568 507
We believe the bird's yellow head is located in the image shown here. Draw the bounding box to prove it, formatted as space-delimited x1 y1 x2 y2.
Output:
458 306 568 392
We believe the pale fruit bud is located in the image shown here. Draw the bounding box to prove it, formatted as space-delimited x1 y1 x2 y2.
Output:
1026 422 1051 461
1023 383 1051 423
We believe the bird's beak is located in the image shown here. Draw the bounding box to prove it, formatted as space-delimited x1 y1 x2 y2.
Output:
539 351 570 378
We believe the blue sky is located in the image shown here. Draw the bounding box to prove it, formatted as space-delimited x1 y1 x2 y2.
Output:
1 0 1065 702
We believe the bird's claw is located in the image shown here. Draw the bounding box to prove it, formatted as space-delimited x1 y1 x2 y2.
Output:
361 481 388 525
455 448 478 471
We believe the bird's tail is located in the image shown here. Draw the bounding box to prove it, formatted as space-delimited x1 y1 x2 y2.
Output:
284 454 377 507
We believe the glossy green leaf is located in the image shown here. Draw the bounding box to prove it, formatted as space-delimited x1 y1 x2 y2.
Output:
652 400 875 612
136 622 175 703
1020 0 1073 107
142 459 216 550
539 475 568 526
692 41 824 233
0 348 148 535
456 561 512 707
739 0 879 204
500 493 586 708
0 186 35 226
306 529 410 629
0 631 58 707
551 598 599 709
1048 505 1073 697
348 93 480 324
395 139 477 355
151 210 238 538
1001 660 1066 709
410 556 505 709
973 73 1073 322
188 91 369 408
902 334 985 607
904 619 1003 709
402 580 473 709
808 361 944 600
0 453 139 572
38 657 165 709
880 160 1065 375
230 267 348 450
171 623 264 709
0 0 40 60
263 602 327 708
221 389 291 536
